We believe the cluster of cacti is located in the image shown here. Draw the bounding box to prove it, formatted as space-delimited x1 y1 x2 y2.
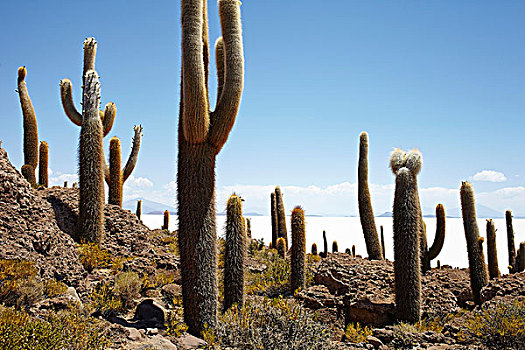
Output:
486 219 500 279
276 237 286 258
223 194 246 311
60 38 111 244
358 132 383 260
460 181 489 305
391 148 423 323
290 206 306 293
274 186 288 249
270 192 278 248
332 240 338 253
17 66 39 183
38 141 48 187
104 125 143 207
162 210 170 230
177 0 244 336
420 204 446 272
136 200 142 220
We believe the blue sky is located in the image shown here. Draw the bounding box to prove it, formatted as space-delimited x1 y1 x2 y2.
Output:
1 1 524 216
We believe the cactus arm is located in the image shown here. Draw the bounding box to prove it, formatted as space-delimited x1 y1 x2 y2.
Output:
122 125 143 182
59 79 83 126
17 66 39 170
82 38 97 84
181 0 210 144
202 0 210 95
101 102 116 137
208 0 244 152
428 204 446 260
215 37 225 103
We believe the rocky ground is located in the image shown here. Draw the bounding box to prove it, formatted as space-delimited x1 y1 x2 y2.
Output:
0 146 523 349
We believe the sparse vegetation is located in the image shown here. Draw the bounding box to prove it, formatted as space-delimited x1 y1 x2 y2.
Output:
77 243 111 272
345 322 372 343
113 271 140 309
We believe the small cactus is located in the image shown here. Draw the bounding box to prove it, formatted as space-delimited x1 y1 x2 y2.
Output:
311 243 317 255
64 181 68 188
391 148 423 323
38 141 48 187
352 245 356 257
246 217 252 239
21 164 36 186
380 225 386 259
460 181 489 305
505 210 517 273
486 219 500 279
275 186 288 249
332 240 338 253
322 230 328 258
290 206 306 293
136 200 142 220
270 192 278 248
358 132 383 260
17 66 39 179
223 194 246 311
345 248 351 255
276 237 286 258
163 210 170 230
517 242 525 273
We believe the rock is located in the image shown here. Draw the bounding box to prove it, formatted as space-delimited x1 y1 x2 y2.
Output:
372 328 394 343
66 286 81 304
162 283 182 301
146 327 159 335
134 299 165 327
366 335 383 348
344 296 395 328
178 333 207 349
126 327 143 341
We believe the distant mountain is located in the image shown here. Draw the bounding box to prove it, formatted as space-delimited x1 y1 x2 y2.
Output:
379 204 502 219
378 212 392 217
123 198 177 215
217 212 264 216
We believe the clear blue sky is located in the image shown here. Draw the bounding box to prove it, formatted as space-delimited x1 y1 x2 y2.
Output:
1 1 524 215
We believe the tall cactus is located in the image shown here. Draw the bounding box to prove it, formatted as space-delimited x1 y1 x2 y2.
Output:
224 194 246 311
486 219 500 279
275 186 288 249
270 192 278 248
290 206 306 293
17 66 39 178
177 0 244 336
358 132 383 260
506 210 517 273
518 242 525 273
38 141 48 187
104 126 143 206
421 204 446 272
460 181 489 305
391 148 422 323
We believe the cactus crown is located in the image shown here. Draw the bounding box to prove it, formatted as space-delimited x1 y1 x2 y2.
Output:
390 148 422 175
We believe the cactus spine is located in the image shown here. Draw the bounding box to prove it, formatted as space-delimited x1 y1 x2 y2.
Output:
21 164 36 186
17 66 39 179
223 194 246 311
270 192 278 248
486 219 500 279
38 141 48 187
358 132 383 260
163 210 170 230
104 126 143 206
177 0 244 336
311 243 318 255
332 240 338 253
276 237 286 258
290 206 306 293
275 186 288 249
506 210 517 273
391 148 422 323
460 181 489 305
136 200 142 220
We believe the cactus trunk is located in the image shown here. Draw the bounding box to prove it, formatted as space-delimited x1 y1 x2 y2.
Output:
358 132 383 260
108 137 122 206
460 181 489 305
380 225 385 259
506 210 516 273
332 240 338 253
38 141 48 187
275 186 288 249
270 192 278 248
486 219 500 279
163 210 170 230
290 206 306 293
323 230 328 258
311 243 317 255
517 242 525 273
276 237 286 258
136 200 142 220
21 164 36 186
17 67 39 175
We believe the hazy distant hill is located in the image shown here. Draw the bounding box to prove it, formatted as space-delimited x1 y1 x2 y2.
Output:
378 204 502 219
123 198 176 215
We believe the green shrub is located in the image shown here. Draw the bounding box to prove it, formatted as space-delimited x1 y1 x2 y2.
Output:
245 249 290 295
345 322 372 343
0 259 43 309
87 283 123 317
458 300 525 349
113 272 140 309
165 296 188 337
0 305 108 349
211 296 332 350
77 243 111 272
44 279 68 298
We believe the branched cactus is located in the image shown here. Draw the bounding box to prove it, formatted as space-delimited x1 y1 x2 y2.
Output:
311 243 318 255
163 210 170 230
275 186 288 249
332 240 338 253
105 126 143 207
177 0 244 336
136 200 142 220
270 192 278 248
21 164 36 186
460 181 489 305
17 66 39 179
224 194 246 311
486 219 500 279
38 141 48 187
421 204 446 272
290 206 306 293
358 132 383 260
391 148 422 323
276 237 286 258
506 210 517 273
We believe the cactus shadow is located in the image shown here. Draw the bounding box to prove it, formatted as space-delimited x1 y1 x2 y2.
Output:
46 194 79 240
